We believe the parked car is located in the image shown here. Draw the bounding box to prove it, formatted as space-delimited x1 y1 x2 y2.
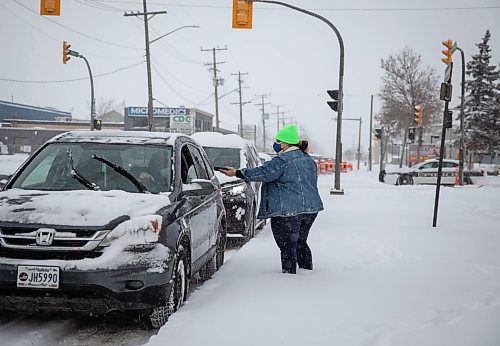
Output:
191 132 263 242
383 158 485 185
0 130 226 328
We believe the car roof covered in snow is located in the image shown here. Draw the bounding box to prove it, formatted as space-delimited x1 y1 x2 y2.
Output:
191 131 253 149
49 130 186 146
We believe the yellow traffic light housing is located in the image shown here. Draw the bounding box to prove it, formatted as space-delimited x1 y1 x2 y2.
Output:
40 0 60 16
63 41 71 64
232 0 253 29
414 105 423 127
442 39 453 65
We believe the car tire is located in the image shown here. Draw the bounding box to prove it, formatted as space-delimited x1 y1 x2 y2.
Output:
244 207 256 243
397 174 414 186
215 221 226 270
149 249 188 328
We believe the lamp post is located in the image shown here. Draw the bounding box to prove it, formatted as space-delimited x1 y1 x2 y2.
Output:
252 0 345 195
149 25 199 44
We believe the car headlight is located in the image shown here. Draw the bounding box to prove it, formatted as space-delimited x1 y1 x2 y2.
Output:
224 183 246 196
99 215 162 252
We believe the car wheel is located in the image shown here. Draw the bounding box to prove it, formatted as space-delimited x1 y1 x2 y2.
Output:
244 208 256 242
215 221 226 270
397 174 413 186
149 250 188 328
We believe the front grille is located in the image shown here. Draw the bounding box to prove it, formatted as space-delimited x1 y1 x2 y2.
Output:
0 226 109 257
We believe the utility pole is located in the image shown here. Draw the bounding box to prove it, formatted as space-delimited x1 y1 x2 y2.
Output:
230 71 249 137
202 46 227 132
256 93 271 149
272 105 284 132
456 46 466 186
124 2 167 132
368 95 373 171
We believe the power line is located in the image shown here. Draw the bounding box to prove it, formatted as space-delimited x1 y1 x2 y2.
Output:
90 1 500 11
0 61 144 84
11 0 141 50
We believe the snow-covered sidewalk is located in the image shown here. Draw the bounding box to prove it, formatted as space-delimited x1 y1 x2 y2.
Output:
147 173 500 346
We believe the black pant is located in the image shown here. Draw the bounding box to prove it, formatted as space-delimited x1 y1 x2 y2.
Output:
270 213 318 274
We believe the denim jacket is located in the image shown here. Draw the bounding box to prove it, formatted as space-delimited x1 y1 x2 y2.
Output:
240 149 324 218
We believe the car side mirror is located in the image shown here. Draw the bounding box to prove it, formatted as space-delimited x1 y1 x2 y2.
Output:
182 179 215 196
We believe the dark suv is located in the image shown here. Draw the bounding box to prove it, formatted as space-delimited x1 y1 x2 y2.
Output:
191 132 262 243
0 131 226 328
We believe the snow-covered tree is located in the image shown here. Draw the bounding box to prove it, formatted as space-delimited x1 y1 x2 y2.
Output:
464 30 500 153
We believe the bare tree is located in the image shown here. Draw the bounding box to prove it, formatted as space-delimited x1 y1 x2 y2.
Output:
379 47 441 167
96 98 124 122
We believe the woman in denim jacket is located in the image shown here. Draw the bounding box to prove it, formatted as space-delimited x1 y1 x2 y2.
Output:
219 124 323 274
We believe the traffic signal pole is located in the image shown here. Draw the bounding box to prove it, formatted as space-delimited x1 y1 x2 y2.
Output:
252 0 345 195
80 55 95 131
62 42 96 131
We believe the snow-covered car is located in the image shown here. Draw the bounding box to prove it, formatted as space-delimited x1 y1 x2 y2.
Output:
383 158 485 186
0 131 226 328
191 132 262 242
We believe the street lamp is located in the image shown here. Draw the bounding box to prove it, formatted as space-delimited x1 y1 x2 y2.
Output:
150 25 200 44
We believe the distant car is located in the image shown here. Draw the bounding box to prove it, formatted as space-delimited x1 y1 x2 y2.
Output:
383 158 485 185
191 132 262 242
0 131 226 328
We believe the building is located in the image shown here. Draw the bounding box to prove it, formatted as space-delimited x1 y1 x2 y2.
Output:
124 106 213 134
0 100 71 122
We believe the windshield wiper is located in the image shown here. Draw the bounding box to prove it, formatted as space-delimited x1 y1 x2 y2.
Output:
67 149 100 191
92 154 148 193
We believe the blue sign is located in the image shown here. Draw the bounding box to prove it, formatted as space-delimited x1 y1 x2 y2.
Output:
127 107 189 117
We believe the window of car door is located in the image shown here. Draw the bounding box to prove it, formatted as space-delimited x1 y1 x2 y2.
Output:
419 162 438 169
181 145 198 184
188 144 210 180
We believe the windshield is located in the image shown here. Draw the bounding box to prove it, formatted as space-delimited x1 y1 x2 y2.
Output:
202 146 241 168
10 142 173 194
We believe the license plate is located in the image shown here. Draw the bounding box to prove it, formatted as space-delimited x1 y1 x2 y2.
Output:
17 265 60 289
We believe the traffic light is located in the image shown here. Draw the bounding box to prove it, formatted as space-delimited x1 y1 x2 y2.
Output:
232 0 253 29
408 127 416 141
442 39 453 65
40 0 60 16
374 128 382 139
63 41 71 64
414 105 423 128
327 90 339 112
444 110 453 129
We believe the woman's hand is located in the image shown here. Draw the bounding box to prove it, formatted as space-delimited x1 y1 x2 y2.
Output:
217 166 237 177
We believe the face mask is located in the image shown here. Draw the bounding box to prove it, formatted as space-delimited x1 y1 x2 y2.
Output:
273 142 282 153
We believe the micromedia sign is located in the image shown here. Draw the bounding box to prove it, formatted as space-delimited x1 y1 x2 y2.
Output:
127 107 189 117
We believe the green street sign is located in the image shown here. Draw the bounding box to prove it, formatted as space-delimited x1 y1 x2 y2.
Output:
452 42 458 53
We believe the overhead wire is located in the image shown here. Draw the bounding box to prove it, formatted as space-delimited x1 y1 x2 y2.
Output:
0 61 145 84
81 2 500 11
151 63 213 106
11 0 141 50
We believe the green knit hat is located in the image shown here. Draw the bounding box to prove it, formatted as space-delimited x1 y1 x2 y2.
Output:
275 124 299 145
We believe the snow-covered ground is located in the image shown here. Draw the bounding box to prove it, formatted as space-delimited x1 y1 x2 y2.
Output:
1 154 500 345
147 172 500 346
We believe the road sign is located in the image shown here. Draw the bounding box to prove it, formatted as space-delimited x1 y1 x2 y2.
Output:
444 64 452 83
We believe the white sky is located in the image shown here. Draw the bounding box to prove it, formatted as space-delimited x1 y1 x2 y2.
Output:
1 0 500 156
